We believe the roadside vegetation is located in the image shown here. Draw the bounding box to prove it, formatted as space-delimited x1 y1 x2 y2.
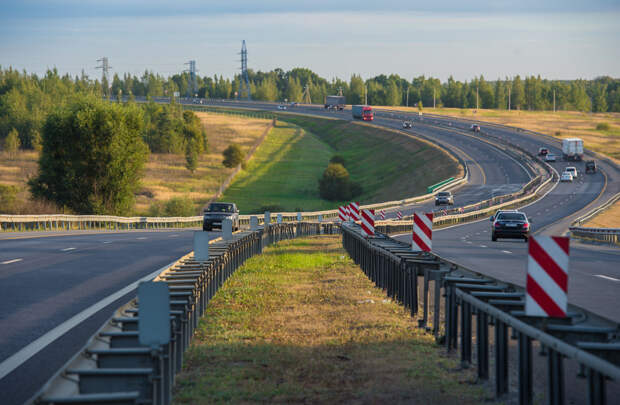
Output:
174 235 486 404
584 203 620 229
220 115 458 213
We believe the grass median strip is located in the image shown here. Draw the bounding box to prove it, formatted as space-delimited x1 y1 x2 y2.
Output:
174 235 486 404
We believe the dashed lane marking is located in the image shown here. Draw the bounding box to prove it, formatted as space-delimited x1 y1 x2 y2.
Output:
136 237 147 240
502 250 512 254
1 258 23 265
103 241 112 244
61 247 76 251
595 275 620 282
480 245 487 248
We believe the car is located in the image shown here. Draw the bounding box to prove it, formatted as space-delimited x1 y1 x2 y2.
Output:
538 147 549 156
471 124 481 132
490 211 530 242
435 191 454 206
203 202 240 231
560 172 573 182
290 102 298 107
585 160 596 174
403 121 412 129
565 166 578 178
545 153 556 162
277 105 287 110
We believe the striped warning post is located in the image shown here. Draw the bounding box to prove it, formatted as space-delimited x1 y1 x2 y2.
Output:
525 236 570 317
397 211 403 220
338 206 347 222
361 209 375 237
412 212 433 252
349 202 360 221
379 210 386 220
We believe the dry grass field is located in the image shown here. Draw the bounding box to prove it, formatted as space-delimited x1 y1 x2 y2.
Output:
0 112 272 215
584 202 620 228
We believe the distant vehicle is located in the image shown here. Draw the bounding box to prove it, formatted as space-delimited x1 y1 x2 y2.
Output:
560 172 573 182
538 147 549 156
403 121 412 129
562 138 584 161
324 95 345 110
203 202 239 231
585 160 597 174
565 166 578 178
352 105 374 121
471 124 481 132
290 102 299 107
277 105 287 110
490 211 530 242
435 191 454 206
545 153 557 162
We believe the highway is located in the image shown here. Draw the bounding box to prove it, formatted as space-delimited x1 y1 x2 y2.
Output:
1 99 618 404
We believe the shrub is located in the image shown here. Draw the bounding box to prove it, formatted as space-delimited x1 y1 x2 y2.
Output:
318 163 362 201
0 184 18 213
256 204 284 214
3 128 20 157
150 197 196 217
329 155 346 166
596 122 610 131
222 143 245 168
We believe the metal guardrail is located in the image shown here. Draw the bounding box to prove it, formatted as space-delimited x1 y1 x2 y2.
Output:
341 223 620 405
27 221 340 405
568 193 620 246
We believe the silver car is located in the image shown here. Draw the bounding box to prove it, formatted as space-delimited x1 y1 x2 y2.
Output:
435 191 454 206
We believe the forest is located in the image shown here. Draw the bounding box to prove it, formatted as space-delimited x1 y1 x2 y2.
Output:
1 66 619 149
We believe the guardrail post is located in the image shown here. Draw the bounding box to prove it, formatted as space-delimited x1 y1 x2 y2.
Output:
495 319 509 398
548 349 564 405
461 300 472 367
587 368 606 405
518 332 533 405
477 311 489 380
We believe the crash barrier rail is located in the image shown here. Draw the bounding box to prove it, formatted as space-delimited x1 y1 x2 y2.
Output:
341 223 620 405
427 177 455 193
567 193 620 246
28 221 340 405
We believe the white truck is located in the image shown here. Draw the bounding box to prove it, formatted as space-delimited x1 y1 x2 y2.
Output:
562 138 584 161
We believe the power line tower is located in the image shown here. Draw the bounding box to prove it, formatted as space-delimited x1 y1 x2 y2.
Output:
96 57 112 100
184 60 198 98
238 40 251 100
302 85 312 104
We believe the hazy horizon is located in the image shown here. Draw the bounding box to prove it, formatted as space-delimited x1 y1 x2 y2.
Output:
1 1 618 82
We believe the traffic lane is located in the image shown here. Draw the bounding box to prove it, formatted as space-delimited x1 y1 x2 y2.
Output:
0 229 211 363
0 229 195 268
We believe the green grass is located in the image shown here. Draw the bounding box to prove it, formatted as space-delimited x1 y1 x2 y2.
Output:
173 236 487 404
220 121 335 213
221 115 459 213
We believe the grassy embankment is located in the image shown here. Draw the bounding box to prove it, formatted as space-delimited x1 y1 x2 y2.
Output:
174 235 487 404
0 112 272 215
221 115 459 213
376 106 620 228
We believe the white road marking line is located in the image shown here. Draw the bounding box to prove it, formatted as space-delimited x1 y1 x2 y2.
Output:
502 250 512 254
168 234 179 238
466 241 473 244
595 275 620 282
480 245 487 248
1 258 22 265
103 241 112 244
136 237 147 240
61 247 76 251
0 260 176 380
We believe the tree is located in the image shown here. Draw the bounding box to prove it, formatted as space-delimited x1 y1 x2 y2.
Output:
3 128 20 157
185 140 199 173
222 143 245 168
29 95 149 214
285 77 303 102
318 163 351 201
494 79 506 109
386 80 401 106
591 83 608 113
511 75 525 110
418 100 423 111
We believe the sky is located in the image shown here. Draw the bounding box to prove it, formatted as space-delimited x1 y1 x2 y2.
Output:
0 0 619 82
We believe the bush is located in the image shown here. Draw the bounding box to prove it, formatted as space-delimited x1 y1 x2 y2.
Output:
0 184 18 213
596 122 610 131
3 128 20 157
222 143 245 168
149 197 195 217
318 163 362 201
329 155 346 166
256 204 284 214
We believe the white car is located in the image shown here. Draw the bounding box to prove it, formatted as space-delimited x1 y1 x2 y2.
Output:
565 166 578 178
560 172 573 182
545 154 557 162
277 105 287 110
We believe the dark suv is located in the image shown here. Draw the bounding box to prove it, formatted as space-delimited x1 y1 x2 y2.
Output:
490 210 530 242
203 202 239 231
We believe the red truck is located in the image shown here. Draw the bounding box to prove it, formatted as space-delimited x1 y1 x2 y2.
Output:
352 105 374 121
